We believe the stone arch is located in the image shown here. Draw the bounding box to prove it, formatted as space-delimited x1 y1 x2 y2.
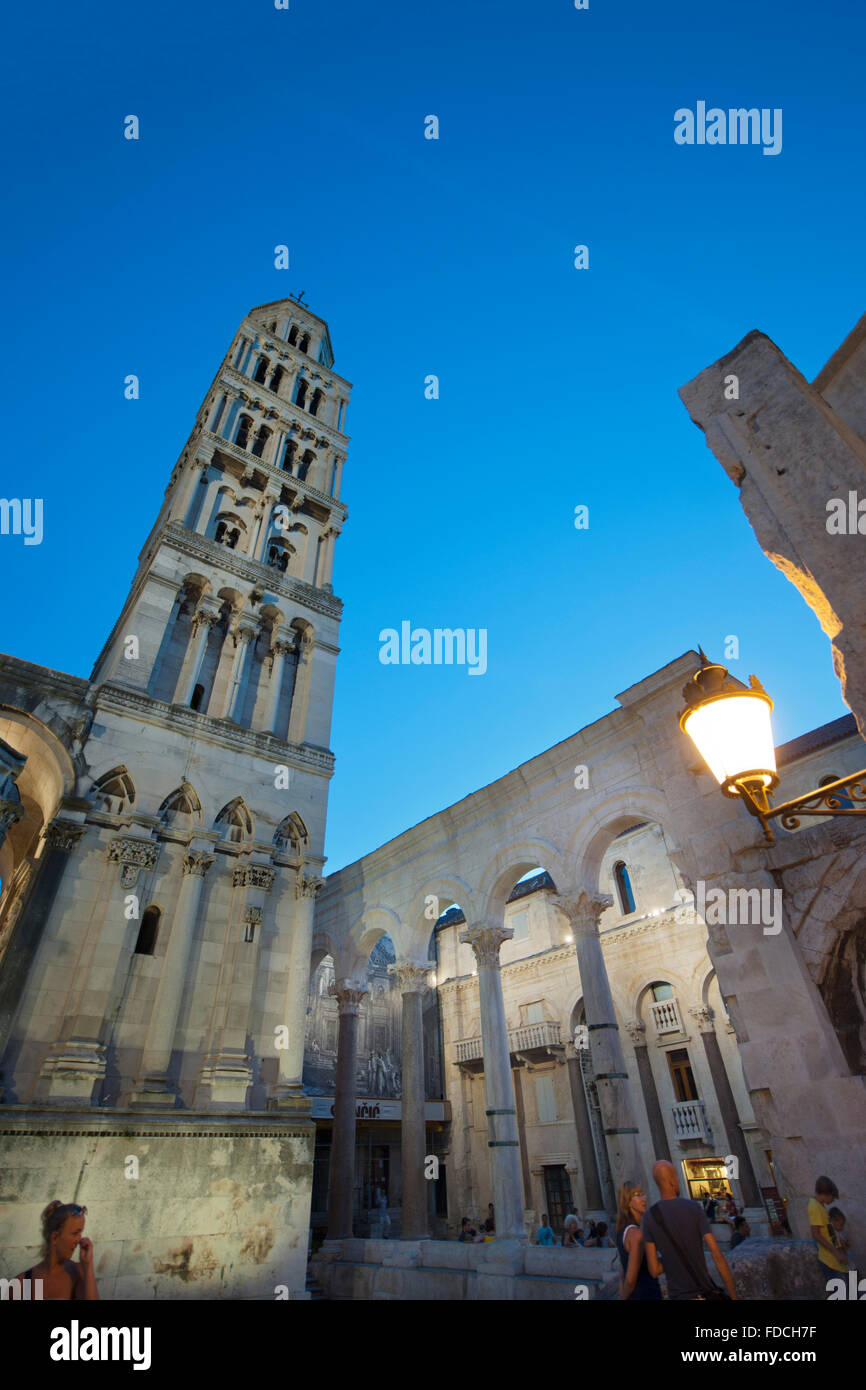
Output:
273 812 309 855
90 764 136 815
565 786 679 895
214 796 254 845
158 780 203 829
406 873 477 938
477 837 564 922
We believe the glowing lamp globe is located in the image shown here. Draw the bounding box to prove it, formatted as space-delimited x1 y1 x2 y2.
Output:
680 655 778 799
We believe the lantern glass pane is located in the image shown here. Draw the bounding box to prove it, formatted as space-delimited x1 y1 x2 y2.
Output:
683 694 776 786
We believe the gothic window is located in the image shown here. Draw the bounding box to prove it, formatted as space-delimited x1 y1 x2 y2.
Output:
273 812 309 854
667 1048 698 1102
92 766 136 815
613 860 636 915
214 797 254 844
309 389 324 418
235 415 253 450
190 683 205 711
294 379 308 410
269 365 284 394
134 906 161 956
288 325 299 346
158 781 202 825
253 357 269 385
251 425 271 459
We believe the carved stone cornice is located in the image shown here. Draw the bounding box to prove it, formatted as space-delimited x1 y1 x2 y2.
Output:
94 684 336 776
183 851 215 878
550 890 613 936
329 980 368 1015
107 836 160 888
459 921 513 967
294 872 324 900
161 520 343 620
388 960 431 995
233 864 276 891
44 821 85 854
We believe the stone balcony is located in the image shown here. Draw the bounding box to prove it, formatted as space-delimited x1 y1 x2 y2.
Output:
649 996 683 1035
671 1098 713 1144
455 1020 563 1072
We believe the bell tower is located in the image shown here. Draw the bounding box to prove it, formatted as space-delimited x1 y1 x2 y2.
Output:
91 295 351 746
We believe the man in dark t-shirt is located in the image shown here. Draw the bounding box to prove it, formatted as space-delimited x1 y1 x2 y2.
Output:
642 1161 737 1301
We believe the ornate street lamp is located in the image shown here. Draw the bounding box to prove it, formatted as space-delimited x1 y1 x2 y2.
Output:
680 651 866 843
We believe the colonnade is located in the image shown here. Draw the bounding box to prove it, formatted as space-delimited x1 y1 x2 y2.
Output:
323 890 647 1245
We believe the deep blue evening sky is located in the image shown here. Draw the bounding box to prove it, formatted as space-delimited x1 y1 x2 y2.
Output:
2 0 864 871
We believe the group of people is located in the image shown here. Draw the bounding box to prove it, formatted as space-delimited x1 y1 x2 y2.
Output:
808 1175 852 1289
536 1215 615 1248
458 1204 496 1243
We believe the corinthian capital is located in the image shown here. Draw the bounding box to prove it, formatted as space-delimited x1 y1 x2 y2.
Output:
388 959 431 994
458 921 512 968
688 1006 714 1033
294 871 324 900
44 820 85 855
183 851 215 878
550 890 613 936
328 979 368 1015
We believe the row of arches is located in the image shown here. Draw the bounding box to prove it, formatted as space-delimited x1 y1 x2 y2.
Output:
92 766 310 851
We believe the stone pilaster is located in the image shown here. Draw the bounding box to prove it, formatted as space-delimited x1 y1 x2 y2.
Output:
458 921 526 1241
689 1006 760 1206
270 871 323 1106
388 959 431 1240
625 1018 671 1164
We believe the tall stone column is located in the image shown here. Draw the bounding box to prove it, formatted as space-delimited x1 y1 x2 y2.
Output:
257 628 296 736
625 1019 671 1163
172 600 222 706
326 980 368 1240
564 1039 605 1212
389 960 431 1240
0 819 84 1072
215 620 257 721
690 1007 760 1207
458 921 526 1241
131 846 215 1105
271 871 323 1105
554 892 645 1197
287 631 314 745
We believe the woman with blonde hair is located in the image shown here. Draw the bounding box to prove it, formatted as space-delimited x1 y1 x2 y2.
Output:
15 1201 99 1300
616 1181 661 1301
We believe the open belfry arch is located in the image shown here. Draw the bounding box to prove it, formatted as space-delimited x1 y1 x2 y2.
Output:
0 297 352 1299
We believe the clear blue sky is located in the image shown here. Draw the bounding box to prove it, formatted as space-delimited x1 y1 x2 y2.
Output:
2 0 864 872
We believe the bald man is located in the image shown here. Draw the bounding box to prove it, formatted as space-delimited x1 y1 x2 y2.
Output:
642 1161 737 1301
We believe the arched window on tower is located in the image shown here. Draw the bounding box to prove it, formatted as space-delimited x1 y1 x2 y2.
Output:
298 449 315 482
294 379 308 411
299 333 311 354
819 774 854 810
613 860 636 915
253 357 269 385
251 425 271 459
288 325 299 346
266 539 290 574
269 365 284 394
190 683 205 712
235 415 253 451
134 906 161 956
282 440 298 474
309 388 324 418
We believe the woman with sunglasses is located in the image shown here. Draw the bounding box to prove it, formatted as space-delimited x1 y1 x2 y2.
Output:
15 1201 99 1300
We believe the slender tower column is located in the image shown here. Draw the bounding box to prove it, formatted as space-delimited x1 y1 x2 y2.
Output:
224 622 258 722
553 891 645 1197
458 921 526 1241
131 846 215 1105
389 960 431 1240
286 630 313 745
271 871 324 1105
172 600 222 706
325 979 368 1241
258 628 296 736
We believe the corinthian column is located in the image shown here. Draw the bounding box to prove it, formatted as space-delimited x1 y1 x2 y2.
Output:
553 890 645 1197
172 599 222 707
257 627 296 736
389 959 431 1240
131 846 215 1105
325 979 368 1241
270 871 323 1107
458 921 526 1241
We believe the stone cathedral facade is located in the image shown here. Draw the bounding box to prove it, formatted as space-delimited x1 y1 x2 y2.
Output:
0 296 351 1298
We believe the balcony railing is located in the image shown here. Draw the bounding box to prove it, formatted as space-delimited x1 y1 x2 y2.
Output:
455 1019 562 1065
671 1098 713 1143
650 997 683 1035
